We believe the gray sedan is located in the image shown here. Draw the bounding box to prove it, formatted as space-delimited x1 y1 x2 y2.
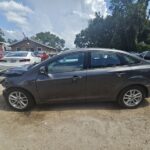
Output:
2 48 150 111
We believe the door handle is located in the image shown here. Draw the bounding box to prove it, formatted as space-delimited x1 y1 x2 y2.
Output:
72 75 82 82
116 72 126 77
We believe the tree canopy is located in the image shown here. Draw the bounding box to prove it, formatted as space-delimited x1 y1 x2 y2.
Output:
31 32 65 50
74 0 150 51
0 28 5 42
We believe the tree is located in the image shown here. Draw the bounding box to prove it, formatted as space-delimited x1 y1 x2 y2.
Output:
74 0 150 51
7 39 18 44
0 28 5 42
31 32 65 50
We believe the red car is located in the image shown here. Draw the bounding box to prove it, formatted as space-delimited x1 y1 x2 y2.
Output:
36 51 49 61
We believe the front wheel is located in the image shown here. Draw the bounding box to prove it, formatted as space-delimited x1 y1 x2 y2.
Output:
118 86 146 108
5 89 35 111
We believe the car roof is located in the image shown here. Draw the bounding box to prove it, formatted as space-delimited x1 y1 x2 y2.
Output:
59 48 131 55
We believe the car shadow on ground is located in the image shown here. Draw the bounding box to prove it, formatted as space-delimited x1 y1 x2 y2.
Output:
0 94 149 112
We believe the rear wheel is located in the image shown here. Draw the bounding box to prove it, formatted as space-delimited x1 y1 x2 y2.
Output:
5 89 35 111
118 86 146 108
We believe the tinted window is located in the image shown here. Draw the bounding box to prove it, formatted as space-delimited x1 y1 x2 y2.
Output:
119 53 141 65
91 51 121 68
48 52 84 73
6 52 28 57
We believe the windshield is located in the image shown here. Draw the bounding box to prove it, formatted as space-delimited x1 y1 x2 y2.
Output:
5 52 28 57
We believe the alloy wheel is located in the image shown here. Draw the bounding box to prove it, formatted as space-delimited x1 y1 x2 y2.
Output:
123 89 143 107
8 91 29 110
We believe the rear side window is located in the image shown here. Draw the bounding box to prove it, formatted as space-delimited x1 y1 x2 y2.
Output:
91 51 121 68
119 53 141 65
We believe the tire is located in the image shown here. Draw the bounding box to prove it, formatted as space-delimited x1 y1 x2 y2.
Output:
5 88 35 111
118 86 146 108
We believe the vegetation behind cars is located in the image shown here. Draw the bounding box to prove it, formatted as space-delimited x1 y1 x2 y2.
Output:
75 0 150 52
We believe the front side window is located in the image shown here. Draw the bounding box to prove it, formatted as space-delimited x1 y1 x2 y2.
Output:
48 52 84 73
91 51 121 68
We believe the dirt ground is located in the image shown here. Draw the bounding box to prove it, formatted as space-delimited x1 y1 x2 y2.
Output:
0 85 150 150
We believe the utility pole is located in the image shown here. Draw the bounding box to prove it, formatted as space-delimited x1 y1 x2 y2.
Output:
22 32 26 39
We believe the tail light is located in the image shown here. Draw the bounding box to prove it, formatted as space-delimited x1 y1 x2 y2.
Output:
20 59 30 62
0 60 7 62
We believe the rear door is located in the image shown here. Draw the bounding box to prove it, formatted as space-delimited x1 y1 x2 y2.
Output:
86 50 136 101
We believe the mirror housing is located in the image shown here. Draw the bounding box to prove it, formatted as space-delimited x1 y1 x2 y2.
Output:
39 66 47 74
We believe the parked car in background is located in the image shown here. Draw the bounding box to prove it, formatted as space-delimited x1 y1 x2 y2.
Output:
0 51 41 69
2 48 150 111
0 50 11 59
34 51 49 61
139 51 150 60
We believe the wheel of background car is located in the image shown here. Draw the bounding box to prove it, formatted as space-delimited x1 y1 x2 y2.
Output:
118 86 146 108
5 88 35 111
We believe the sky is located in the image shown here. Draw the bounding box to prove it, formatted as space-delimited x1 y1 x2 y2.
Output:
0 0 109 48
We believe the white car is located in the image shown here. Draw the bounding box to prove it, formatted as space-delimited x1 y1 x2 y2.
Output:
0 51 41 70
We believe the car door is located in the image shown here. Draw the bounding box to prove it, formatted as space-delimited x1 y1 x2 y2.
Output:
36 51 87 102
86 50 134 101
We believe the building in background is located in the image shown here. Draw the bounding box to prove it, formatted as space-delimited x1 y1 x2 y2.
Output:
10 38 57 56
0 42 11 51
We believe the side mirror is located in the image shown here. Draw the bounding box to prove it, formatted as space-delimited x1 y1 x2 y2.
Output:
39 66 47 74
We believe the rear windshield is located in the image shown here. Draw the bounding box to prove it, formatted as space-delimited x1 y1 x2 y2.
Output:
5 52 28 57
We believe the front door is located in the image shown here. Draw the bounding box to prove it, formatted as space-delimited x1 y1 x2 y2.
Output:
36 51 87 102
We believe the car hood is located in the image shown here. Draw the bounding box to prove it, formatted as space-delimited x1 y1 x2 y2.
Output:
0 63 35 78
1 67 28 77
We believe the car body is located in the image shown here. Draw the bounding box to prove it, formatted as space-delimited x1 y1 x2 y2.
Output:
34 51 49 61
0 51 41 69
2 48 150 111
0 50 11 59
